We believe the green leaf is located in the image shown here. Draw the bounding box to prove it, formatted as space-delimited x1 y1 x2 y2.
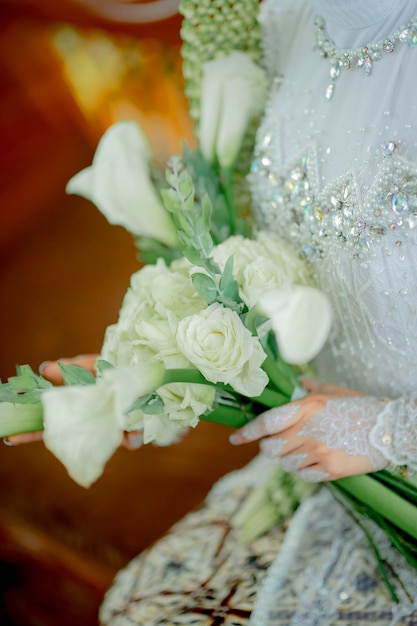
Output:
9 375 37 392
192 273 218 304
58 362 96 386
0 386 36 404
127 393 164 415
219 256 240 302
95 360 114 376
141 394 164 415
216 295 244 315
135 236 181 266
16 364 53 390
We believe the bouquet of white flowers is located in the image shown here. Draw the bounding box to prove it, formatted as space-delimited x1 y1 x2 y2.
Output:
0 0 416 603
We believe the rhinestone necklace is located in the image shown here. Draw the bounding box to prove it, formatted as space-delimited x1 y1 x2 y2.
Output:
314 14 417 101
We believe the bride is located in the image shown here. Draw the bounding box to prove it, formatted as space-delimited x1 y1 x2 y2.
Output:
11 0 417 623
97 0 417 623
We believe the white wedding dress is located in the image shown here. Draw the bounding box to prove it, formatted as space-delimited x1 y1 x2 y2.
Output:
100 1 417 623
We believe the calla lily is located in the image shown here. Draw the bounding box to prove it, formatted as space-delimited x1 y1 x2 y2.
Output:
258 286 332 365
42 363 165 487
199 51 267 169
66 121 177 247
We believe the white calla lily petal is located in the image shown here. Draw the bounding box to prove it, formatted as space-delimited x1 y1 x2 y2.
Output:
259 286 332 365
42 384 123 488
102 363 166 426
199 51 267 167
66 121 177 246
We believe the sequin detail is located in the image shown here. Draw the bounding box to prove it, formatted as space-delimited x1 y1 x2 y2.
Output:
250 139 417 260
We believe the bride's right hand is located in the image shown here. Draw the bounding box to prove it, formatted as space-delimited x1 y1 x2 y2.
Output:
4 355 143 450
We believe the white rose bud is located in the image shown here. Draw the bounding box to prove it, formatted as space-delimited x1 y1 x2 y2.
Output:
199 52 267 169
258 286 332 365
66 120 177 246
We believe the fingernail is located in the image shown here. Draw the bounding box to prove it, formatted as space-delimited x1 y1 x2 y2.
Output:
298 468 330 483
3 438 14 446
263 404 301 434
229 433 241 445
260 438 288 458
128 432 143 449
39 361 51 375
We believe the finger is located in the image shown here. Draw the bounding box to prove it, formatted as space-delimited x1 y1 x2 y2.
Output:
4 431 44 445
297 467 330 482
121 431 143 450
229 402 302 445
40 355 98 384
278 452 309 472
300 378 318 393
313 382 364 398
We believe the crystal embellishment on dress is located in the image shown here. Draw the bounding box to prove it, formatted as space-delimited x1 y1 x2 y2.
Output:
314 14 417 100
251 136 417 260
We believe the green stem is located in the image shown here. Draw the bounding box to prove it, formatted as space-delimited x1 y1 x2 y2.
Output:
202 404 254 428
221 166 237 234
0 402 44 438
162 369 288 409
373 470 417 503
244 308 297 399
262 353 295 398
336 475 417 539
162 369 214 386
252 385 289 408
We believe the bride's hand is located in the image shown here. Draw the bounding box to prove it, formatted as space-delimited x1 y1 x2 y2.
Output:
4 356 142 450
229 381 388 482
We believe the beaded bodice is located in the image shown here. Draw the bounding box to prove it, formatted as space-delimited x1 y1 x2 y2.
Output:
252 0 417 398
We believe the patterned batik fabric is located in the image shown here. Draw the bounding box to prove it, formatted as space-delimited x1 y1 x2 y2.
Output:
100 455 417 626
99 471 285 625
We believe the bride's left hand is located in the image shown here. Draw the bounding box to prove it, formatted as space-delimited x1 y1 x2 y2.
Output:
229 382 388 482
4 356 142 450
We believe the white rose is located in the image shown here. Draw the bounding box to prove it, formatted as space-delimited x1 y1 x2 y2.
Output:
258 286 332 365
176 303 268 397
124 383 215 446
66 121 177 246
42 363 165 487
130 259 204 319
101 260 205 368
212 232 311 307
256 232 311 285
158 383 215 425
142 414 186 446
241 256 293 307
199 52 267 168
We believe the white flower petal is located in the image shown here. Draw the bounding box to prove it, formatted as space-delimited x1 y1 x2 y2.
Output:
102 363 166 424
66 121 177 246
199 52 267 167
259 286 332 365
42 385 122 488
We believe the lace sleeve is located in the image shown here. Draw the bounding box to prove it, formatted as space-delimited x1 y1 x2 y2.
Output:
370 395 417 472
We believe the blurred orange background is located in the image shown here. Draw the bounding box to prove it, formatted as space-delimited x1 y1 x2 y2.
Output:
0 2 257 624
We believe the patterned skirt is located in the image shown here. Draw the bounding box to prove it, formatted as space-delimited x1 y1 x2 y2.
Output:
100 457 417 626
